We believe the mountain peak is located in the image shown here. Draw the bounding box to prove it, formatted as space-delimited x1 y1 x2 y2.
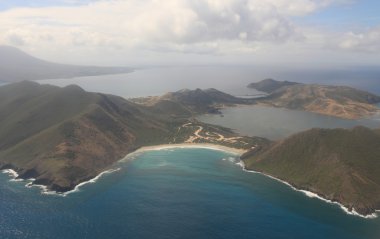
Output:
63 84 85 92
0 46 132 83
0 45 27 53
247 79 299 93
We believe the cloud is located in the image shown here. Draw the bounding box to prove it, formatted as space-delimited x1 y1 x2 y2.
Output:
0 0 369 66
336 27 380 52
0 0 337 52
6 33 26 46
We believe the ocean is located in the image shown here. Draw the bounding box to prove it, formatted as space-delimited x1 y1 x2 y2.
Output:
1 148 380 239
35 66 380 140
36 66 380 98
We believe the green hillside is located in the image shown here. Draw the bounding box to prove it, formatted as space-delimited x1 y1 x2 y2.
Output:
0 82 264 192
248 79 380 119
132 88 255 118
0 81 175 191
247 79 299 93
242 126 380 215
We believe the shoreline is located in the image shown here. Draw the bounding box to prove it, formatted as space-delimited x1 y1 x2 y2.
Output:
236 161 379 219
124 143 247 158
1 143 245 196
2 144 379 219
1 168 121 197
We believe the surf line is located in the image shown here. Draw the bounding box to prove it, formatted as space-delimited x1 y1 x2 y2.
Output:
236 160 378 219
1 143 243 196
1 168 121 197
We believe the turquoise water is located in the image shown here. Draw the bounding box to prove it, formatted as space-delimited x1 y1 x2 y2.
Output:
1 148 380 239
198 105 380 140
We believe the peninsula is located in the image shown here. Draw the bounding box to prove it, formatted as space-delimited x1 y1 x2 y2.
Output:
248 79 380 119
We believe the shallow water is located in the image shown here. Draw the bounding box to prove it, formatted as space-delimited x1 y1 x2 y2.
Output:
1 148 380 239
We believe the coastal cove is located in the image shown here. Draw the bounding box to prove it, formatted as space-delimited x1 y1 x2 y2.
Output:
128 144 379 219
1 144 245 197
2 143 379 219
1 74 380 238
1 146 380 239
3 1 380 237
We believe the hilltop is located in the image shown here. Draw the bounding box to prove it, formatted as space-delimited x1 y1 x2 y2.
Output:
241 126 380 216
247 78 299 93
0 46 132 82
131 88 255 118
248 79 380 119
0 82 266 192
0 81 170 191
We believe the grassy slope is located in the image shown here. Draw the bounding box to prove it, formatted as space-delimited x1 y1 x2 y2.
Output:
247 79 299 93
0 82 264 192
242 126 380 215
0 82 175 191
0 82 98 150
250 80 380 119
133 88 255 118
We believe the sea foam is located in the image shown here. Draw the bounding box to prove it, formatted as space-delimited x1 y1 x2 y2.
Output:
3 168 121 197
2 169 19 179
236 160 378 219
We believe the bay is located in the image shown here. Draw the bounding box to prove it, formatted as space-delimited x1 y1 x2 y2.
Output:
1 148 379 239
3 66 379 239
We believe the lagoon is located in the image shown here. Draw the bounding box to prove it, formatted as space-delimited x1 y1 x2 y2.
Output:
197 105 380 140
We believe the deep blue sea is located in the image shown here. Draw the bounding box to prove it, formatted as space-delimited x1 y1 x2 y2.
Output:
1 148 380 239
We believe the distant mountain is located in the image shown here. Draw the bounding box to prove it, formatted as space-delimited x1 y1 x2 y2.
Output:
132 88 255 117
247 79 299 93
0 46 132 82
241 126 380 216
0 82 264 192
249 79 380 119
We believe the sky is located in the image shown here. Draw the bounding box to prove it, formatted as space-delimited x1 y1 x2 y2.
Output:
0 0 379 68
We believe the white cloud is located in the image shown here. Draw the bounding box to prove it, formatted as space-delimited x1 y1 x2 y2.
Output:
0 0 324 50
336 27 380 52
0 0 372 66
264 0 353 16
